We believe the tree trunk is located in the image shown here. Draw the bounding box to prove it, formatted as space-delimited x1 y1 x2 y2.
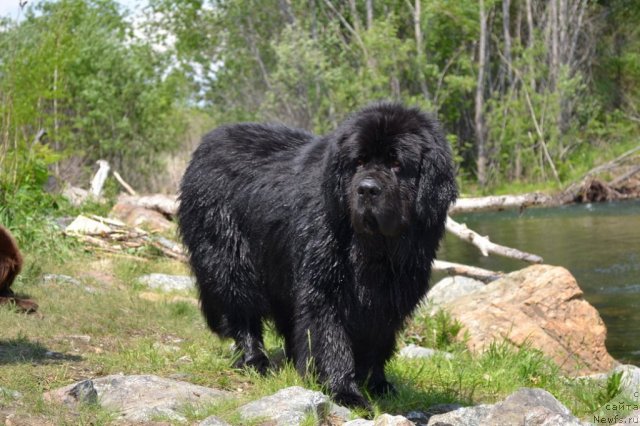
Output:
549 0 559 90
475 0 488 186
525 0 536 91
413 0 430 101
502 0 512 86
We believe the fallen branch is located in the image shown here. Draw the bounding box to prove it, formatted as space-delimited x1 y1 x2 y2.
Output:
113 171 137 196
446 216 543 263
117 194 178 217
583 145 640 178
65 215 185 261
449 193 553 214
432 260 502 283
609 165 640 187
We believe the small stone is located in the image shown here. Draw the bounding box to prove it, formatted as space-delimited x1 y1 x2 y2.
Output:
67 380 98 405
344 420 374 426
399 344 453 360
424 276 484 308
329 402 353 422
45 351 64 359
67 335 91 343
374 413 414 425
0 387 23 400
152 342 181 353
199 415 232 426
238 386 331 426
137 274 196 292
427 404 492 426
42 274 82 287
405 410 429 425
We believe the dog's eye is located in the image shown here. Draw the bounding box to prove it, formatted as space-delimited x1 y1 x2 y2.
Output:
388 154 401 170
356 157 366 167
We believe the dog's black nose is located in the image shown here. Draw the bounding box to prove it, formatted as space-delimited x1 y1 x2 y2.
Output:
357 178 381 198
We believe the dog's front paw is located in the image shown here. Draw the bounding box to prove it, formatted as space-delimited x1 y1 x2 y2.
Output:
333 389 371 411
367 379 396 397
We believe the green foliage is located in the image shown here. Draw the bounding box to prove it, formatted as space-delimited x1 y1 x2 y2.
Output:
3 0 638 191
402 309 464 352
0 0 187 192
577 370 624 414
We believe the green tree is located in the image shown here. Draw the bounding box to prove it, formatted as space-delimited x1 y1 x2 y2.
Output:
0 0 187 194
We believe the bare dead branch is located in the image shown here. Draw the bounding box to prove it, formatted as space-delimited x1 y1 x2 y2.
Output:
113 171 137 196
432 260 502 283
446 217 544 263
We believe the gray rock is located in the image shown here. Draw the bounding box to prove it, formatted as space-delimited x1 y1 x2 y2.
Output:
424 276 484 308
399 344 453 360
137 273 196 292
238 386 337 426
405 410 429 425
44 374 229 422
67 380 98 405
0 387 23 400
427 404 492 426
407 406 463 426
329 402 354 422
523 406 586 425
612 364 640 400
344 420 374 426
343 415 415 426
42 273 97 293
428 388 585 426
373 414 415 425
42 274 82 287
199 415 233 426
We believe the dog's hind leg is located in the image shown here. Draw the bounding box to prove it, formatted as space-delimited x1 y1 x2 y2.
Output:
187 214 269 374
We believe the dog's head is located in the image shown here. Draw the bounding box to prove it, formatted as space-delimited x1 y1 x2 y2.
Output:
325 103 457 238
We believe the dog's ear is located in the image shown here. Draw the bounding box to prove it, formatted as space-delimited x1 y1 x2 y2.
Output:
416 130 458 229
322 137 349 222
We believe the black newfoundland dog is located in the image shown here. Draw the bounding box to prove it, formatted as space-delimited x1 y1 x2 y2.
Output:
178 102 457 408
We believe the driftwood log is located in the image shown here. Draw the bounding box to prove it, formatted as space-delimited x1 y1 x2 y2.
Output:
449 192 553 214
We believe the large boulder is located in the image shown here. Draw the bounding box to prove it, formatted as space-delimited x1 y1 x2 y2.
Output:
441 265 615 375
44 374 229 423
427 388 586 426
238 386 351 426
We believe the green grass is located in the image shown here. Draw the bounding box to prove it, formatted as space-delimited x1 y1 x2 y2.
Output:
0 230 624 425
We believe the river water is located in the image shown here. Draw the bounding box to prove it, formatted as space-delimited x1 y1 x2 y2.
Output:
438 199 640 364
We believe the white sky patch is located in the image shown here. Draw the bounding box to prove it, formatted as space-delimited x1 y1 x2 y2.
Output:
0 0 147 20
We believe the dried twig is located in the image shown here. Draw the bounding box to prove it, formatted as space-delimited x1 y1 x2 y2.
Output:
113 171 137 196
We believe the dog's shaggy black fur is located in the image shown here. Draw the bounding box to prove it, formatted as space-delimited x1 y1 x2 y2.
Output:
178 102 457 408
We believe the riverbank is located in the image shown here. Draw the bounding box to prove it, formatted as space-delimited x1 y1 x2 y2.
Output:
454 175 640 214
457 147 640 212
440 199 640 364
0 247 631 425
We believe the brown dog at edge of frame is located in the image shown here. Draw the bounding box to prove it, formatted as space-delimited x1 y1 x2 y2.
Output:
0 224 22 296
